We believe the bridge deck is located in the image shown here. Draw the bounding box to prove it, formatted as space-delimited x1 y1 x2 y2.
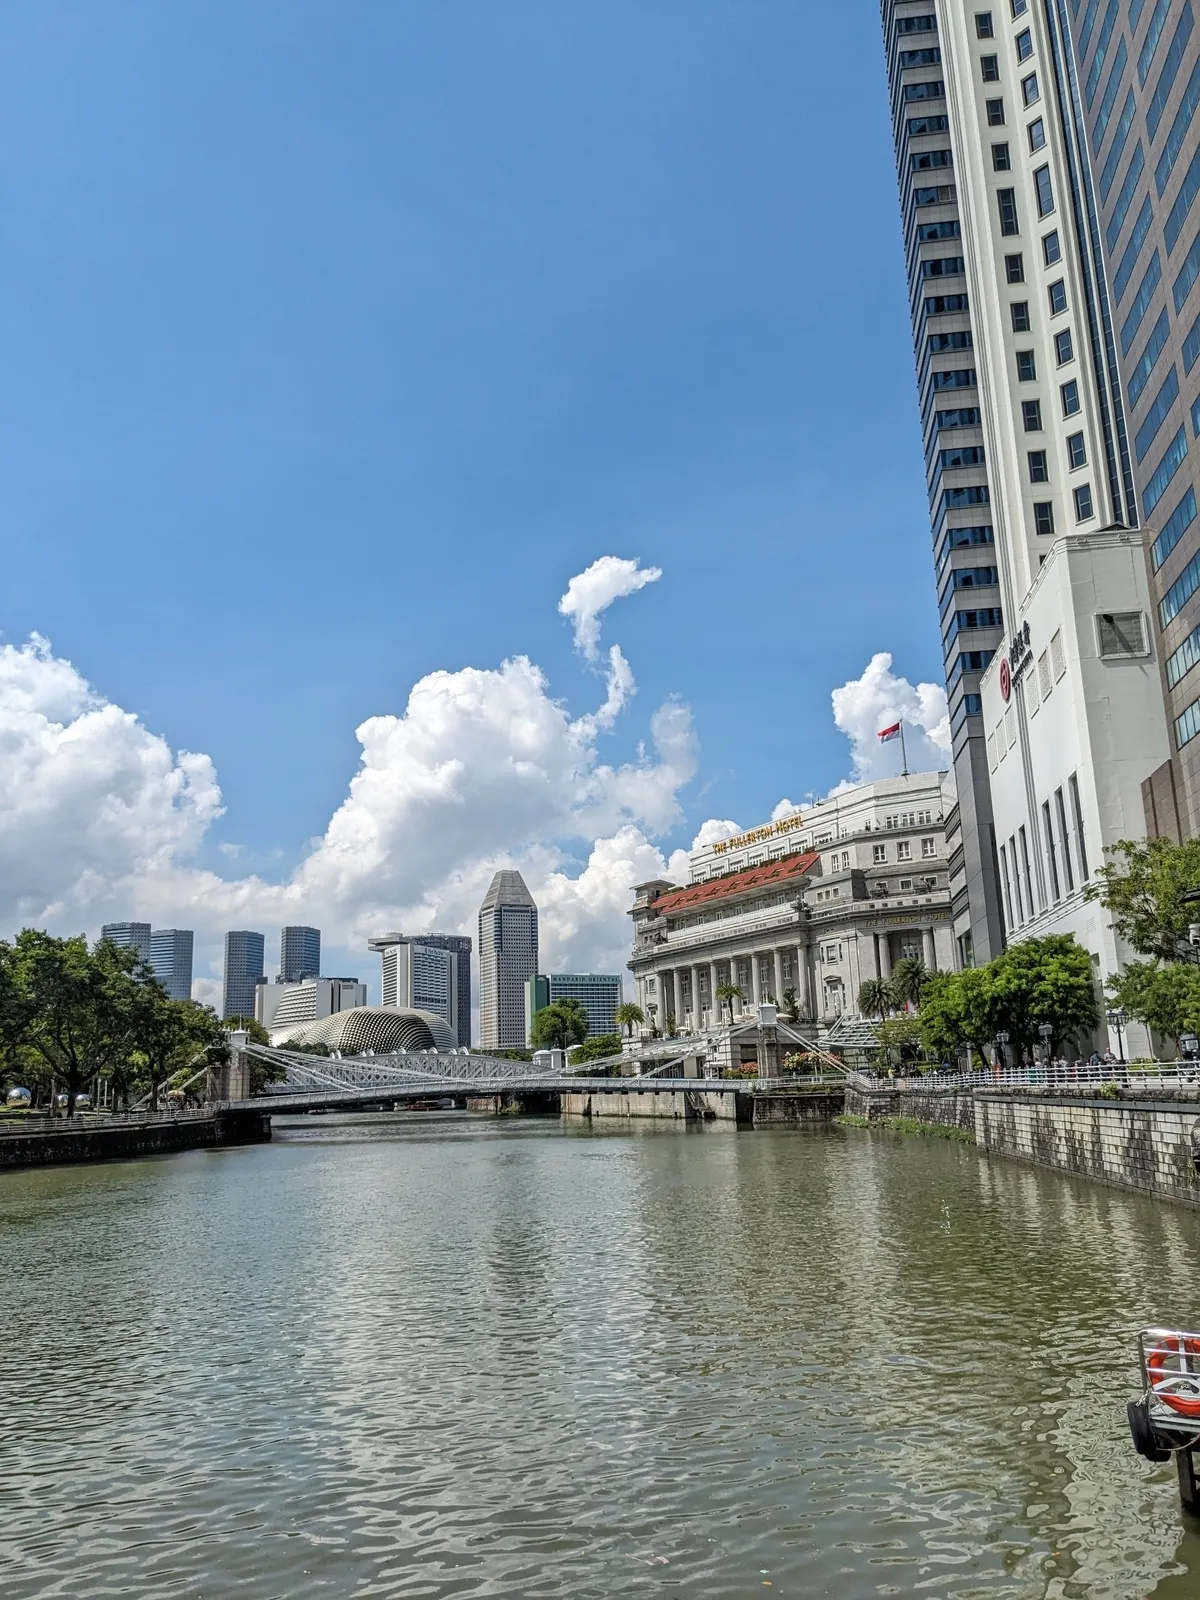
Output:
236 1077 846 1114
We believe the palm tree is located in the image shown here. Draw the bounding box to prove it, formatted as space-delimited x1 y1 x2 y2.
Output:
779 987 799 1022
715 982 744 1023
890 957 930 1010
615 1002 645 1040
858 978 894 1022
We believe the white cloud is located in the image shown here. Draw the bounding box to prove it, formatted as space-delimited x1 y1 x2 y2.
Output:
0 563 695 999
830 652 950 786
690 817 741 848
557 555 662 661
771 798 801 821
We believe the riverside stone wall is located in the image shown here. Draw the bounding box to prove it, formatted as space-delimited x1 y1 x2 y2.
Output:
0 1109 271 1171
974 1090 1200 1207
844 1082 975 1132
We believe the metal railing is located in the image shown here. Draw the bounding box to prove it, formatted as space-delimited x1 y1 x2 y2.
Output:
871 1062 1200 1093
0 1107 216 1137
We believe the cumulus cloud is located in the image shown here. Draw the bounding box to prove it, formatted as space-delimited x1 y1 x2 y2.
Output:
0 563 696 997
771 798 801 821
830 651 950 786
557 555 662 661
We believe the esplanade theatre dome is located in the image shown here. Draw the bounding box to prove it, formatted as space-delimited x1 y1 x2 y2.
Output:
278 1007 460 1055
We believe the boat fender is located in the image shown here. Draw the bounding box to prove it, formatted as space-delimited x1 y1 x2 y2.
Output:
1127 1398 1172 1462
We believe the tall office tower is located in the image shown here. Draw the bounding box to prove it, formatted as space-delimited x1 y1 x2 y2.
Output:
1053 1 1200 842
525 973 623 1041
279 925 321 983
368 933 473 1046
222 930 265 1020
99 922 152 964
149 928 194 1002
881 1 1170 1050
478 871 538 1049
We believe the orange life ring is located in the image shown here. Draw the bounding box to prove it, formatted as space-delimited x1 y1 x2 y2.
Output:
1147 1335 1200 1418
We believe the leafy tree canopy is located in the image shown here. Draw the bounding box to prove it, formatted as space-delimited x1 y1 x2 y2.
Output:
568 1032 623 1066
530 999 589 1051
1087 835 1200 962
1107 961 1200 1051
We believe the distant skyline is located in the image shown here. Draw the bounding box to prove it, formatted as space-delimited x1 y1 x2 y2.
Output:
1 2 952 1004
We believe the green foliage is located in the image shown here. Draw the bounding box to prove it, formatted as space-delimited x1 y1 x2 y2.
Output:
530 998 589 1051
918 936 1098 1062
876 1014 923 1067
614 1002 645 1038
0 930 231 1114
715 983 743 1021
779 987 799 1022
568 1032 623 1066
857 978 894 1021
1106 961 1200 1052
1087 835 1200 962
890 956 930 1008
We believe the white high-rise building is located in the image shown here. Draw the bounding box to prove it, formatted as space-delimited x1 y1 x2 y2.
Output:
478 871 538 1050
368 933 471 1046
882 1 1170 1052
256 976 367 1043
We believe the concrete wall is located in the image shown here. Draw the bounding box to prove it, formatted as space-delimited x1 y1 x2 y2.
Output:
0 1109 270 1170
845 1083 975 1132
975 1091 1200 1208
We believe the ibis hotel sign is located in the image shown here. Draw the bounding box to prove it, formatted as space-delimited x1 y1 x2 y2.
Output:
1000 620 1033 703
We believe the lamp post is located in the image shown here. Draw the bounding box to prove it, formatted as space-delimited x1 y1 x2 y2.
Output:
1038 1021 1054 1067
994 1030 1009 1072
1105 1007 1128 1065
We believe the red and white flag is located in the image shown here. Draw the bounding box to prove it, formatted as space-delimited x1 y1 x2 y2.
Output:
878 721 902 743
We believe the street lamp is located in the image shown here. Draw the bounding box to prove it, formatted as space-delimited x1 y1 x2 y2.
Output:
994 1030 1009 1072
1106 1006 1128 1065
1038 1021 1054 1065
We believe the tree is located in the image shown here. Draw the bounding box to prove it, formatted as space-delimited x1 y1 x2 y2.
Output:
131 992 229 1109
857 978 894 1021
615 1002 645 1039
779 987 799 1022
568 1032 623 1067
891 956 930 1009
7 931 149 1117
876 1015 923 1070
530 999 588 1052
1107 961 1200 1055
715 983 743 1023
1087 835 1200 962
987 935 1099 1060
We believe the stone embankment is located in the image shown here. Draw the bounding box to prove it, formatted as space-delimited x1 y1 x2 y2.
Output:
0 1108 271 1170
847 1079 1200 1208
560 1086 845 1126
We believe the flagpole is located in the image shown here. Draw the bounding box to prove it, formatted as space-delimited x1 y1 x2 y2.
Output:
900 720 909 779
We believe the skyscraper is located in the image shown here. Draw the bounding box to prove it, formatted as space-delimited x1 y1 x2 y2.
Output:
478 871 538 1049
1051 1 1200 843
525 973 623 1041
100 922 152 964
149 928 194 1002
223 930 265 1020
368 933 473 1047
279 925 321 983
881 1 1170 1050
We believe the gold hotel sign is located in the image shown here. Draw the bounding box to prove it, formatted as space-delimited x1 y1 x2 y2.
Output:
712 814 804 855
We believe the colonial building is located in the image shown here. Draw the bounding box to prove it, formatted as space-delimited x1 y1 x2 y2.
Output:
628 773 956 1035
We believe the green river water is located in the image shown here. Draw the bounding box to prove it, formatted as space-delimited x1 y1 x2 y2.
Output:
2 1113 1199 1598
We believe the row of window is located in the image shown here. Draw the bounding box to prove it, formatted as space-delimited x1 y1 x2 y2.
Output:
990 115 1046 170
998 776 1089 931
1018 382 1083 428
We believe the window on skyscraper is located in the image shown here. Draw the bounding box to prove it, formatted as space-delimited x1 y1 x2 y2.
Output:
1028 450 1049 483
987 97 1006 125
1028 117 1046 151
993 141 1011 170
1074 484 1095 521
1067 431 1087 468
982 54 1001 81
1034 165 1054 217
1061 379 1080 415
1043 230 1062 264
1048 278 1067 314
1005 252 1025 282
1034 501 1056 535
1022 72 1040 105
1055 328 1073 364
976 12 994 37
1011 301 1031 331
1022 399 1043 430
998 188 1019 233
1017 349 1037 380
1016 28 1033 60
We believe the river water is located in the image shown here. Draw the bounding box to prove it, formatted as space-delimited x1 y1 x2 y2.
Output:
2 1114 1200 1598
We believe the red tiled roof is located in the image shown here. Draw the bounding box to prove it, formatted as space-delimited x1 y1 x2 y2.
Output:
651 850 821 914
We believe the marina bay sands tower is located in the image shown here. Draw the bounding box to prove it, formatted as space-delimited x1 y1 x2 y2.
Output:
478 870 538 1050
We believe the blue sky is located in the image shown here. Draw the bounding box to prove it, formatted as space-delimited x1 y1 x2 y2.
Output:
0 1 950 990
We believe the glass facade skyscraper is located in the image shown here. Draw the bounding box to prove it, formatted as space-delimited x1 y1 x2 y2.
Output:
478 872 538 1050
223 930 265 1020
279 925 321 983
100 922 152 964
149 928 194 1002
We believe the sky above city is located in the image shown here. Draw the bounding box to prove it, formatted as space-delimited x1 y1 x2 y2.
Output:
2 1 954 1002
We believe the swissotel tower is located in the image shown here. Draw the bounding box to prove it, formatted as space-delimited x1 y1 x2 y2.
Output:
881 0 1187 1055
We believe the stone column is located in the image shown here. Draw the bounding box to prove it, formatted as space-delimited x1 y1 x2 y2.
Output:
877 933 892 979
794 945 810 1017
691 965 703 1030
667 969 680 1028
750 953 762 1007
772 949 783 1006
709 961 719 1027
922 927 937 972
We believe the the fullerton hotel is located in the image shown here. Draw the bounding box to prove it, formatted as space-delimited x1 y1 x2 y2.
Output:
628 772 956 1034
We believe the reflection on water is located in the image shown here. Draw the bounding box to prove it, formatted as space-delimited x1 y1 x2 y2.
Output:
1 1111 1199 1597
